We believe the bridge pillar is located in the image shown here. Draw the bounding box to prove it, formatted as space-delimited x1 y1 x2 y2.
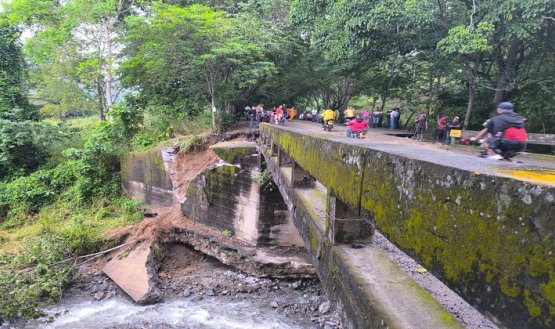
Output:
271 143 279 157
278 149 294 167
292 163 315 188
328 193 373 244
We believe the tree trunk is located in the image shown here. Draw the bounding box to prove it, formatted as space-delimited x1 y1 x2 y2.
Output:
211 94 216 131
96 79 105 121
379 55 400 112
104 23 114 111
425 66 434 117
464 55 481 129
380 97 388 111
493 38 522 104
337 77 354 110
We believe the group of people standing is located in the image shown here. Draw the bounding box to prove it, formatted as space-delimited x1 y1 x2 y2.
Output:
346 107 401 129
434 114 462 144
245 103 297 128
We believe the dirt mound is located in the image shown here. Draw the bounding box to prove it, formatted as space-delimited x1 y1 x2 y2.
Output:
168 148 220 202
109 141 229 250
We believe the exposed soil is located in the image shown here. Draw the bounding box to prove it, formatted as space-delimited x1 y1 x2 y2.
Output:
167 148 220 202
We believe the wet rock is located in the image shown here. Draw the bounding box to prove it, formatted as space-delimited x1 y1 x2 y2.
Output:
205 288 217 296
182 289 191 297
318 301 331 314
93 292 105 301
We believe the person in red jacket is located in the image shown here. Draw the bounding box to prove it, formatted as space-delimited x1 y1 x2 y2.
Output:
473 102 527 160
346 114 368 137
275 105 283 125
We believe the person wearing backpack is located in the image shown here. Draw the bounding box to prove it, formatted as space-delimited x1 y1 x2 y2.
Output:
473 102 527 160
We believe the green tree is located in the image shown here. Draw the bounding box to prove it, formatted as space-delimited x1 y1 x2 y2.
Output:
123 4 276 130
5 0 140 121
0 19 33 120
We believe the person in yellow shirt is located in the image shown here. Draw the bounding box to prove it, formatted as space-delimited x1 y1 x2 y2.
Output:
288 107 297 122
321 108 335 124
344 106 356 122
321 108 336 131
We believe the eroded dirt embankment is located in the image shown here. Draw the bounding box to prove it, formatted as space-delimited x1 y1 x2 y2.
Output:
51 131 342 328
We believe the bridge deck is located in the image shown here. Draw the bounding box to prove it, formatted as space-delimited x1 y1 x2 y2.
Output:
269 120 555 186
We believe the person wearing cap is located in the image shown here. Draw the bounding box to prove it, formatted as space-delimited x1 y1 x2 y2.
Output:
474 102 527 160
445 116 461 145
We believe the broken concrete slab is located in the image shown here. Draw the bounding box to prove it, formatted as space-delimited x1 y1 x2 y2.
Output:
102 241 162 304
165 223 315 279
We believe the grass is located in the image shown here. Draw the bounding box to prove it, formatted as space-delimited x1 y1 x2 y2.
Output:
43 115 100 130
0 197 144 255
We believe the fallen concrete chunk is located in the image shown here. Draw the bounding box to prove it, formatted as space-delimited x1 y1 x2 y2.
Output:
103 241 161 304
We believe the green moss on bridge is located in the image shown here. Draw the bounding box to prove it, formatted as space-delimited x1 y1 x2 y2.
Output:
261 125 555 328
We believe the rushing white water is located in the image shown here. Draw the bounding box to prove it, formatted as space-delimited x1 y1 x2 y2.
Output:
5 296 307 329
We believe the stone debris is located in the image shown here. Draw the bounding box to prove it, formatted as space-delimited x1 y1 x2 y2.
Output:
93 291 105 301
318 301 331 314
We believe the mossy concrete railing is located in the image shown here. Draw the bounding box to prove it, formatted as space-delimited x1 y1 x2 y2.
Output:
260 124 555 329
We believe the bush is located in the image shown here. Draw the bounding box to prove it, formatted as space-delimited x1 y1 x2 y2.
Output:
0 234 75 322
178 135 208 154
61 222 104 255
0 119 128 222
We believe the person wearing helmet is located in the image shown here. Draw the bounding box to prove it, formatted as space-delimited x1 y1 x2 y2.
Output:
345 114 368 137
477 102 527 160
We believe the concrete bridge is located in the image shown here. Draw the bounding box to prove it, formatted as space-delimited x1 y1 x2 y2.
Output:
259 122 554 329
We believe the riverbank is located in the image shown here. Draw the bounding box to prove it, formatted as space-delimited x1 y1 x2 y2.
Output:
4 242 342 329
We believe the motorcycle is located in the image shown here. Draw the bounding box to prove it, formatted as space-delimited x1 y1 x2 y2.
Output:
351 130 367 139
323 119 334 132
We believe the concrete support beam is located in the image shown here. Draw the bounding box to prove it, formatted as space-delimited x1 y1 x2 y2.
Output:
271 143 279 157
292 163 315 188
261 146 463 329
278 149 294 167
328 194 373 244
